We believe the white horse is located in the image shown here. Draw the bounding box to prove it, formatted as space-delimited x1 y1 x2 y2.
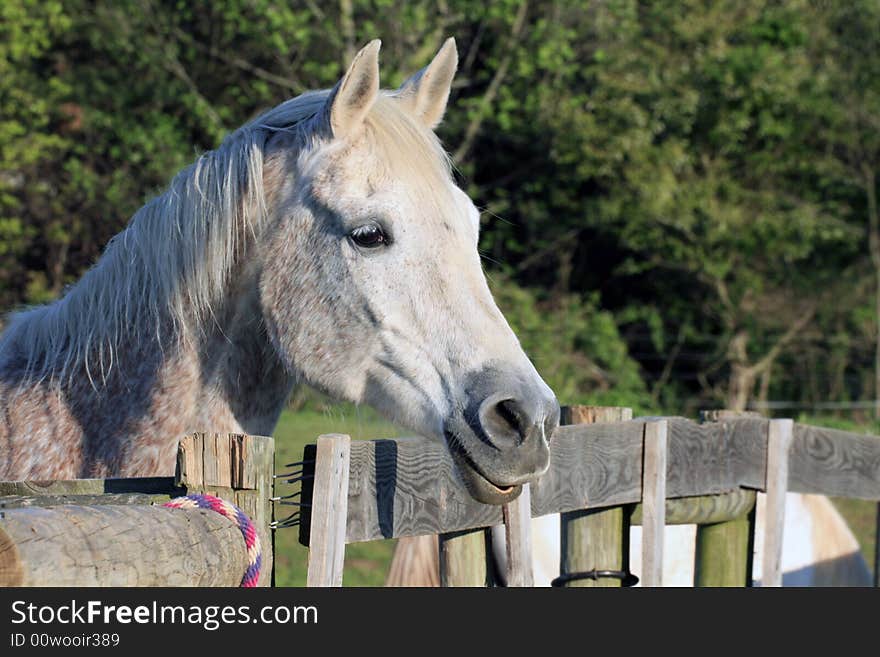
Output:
388 492 871 586
0 39 558 504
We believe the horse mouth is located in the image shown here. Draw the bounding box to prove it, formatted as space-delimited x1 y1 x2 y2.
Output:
445 434 522 505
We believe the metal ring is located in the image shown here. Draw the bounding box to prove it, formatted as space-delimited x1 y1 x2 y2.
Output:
551 569 639 587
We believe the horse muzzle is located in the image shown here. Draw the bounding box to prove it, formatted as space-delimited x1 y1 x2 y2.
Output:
444 369 559 505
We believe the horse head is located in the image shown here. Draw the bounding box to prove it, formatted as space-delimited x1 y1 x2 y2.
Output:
259 39 559 504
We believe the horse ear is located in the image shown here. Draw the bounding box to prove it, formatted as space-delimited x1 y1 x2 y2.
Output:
396 37 458 129
326 39 381 138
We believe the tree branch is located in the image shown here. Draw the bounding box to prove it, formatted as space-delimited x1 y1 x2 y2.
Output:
453 0 529 163
172 27 305 95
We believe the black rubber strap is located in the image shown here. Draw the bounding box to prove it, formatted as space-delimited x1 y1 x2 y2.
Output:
551 569 639 587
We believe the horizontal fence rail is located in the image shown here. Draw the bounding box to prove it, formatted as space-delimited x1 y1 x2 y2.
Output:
298 417 880 546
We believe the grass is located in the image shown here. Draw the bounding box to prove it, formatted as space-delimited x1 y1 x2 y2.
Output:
271 405 401 586
270 407 879 585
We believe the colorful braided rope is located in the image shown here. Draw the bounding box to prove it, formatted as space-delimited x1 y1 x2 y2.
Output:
164 493 262 587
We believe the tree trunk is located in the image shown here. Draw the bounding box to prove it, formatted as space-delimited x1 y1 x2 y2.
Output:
726 331 753 412
757 365 772 415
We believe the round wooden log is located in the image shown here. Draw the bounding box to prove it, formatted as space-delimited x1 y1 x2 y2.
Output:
0 504 249 586
630 489 756 526
693 515 752 587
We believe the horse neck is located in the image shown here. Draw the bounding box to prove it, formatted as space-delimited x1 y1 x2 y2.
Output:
0 239 293 463
190 267 294 437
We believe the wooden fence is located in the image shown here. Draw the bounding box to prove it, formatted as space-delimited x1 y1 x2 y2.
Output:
1 404 878 587
297 406 880 587
0 433 274 586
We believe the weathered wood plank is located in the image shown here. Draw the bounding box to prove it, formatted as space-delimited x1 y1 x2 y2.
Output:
641 420 667 587
298 415 880 543
0 493 173 508
0 505 248 586
231 435 274 587
306 434 351 587
787 424 880 500
175 433 274 586
761 419 793 587
726 418 770 490
176 435 204 490
338 417 750 542
0 478 181 497
202 433 233 488
531 419 644 518
344 437 503 543
501 483 533 587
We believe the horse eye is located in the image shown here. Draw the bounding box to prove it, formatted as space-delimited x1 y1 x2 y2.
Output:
350 223 388 249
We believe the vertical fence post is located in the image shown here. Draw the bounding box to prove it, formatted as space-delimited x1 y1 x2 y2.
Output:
176 432 275 586
761 418 793 587
502 483 534 587
640 420 668 587
559 406 633 587
694 411 757 587
438 528 491 586
306 433 351 587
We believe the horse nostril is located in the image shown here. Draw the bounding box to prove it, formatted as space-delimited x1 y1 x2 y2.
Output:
496 399 525 437
478 395 531 449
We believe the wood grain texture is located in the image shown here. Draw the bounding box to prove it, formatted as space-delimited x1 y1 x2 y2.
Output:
0 493 173 508
175 433 274 586
531 420 644 517
344 437 503 543
762 419 793 587
231 435 274 587
306 434 351 587
0 505 247 586
0 478 181 497
640 420 667 587
502 483 533 587
787 424 880 500
297 416 880 543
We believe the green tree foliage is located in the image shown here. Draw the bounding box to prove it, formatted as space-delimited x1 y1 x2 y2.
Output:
1 0 878 414
490 276 650 410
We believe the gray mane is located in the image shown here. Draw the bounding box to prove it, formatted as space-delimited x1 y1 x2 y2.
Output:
0 92 328 386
